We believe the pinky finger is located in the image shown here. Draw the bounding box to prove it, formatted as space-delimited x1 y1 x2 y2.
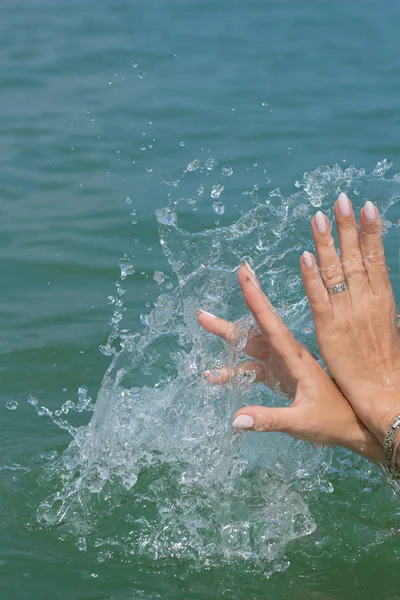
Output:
300 251 333 321
205 361 265 385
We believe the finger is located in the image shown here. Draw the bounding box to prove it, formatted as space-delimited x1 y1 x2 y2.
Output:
204 361 266 385
197 309 236 343
238 262 313 371
299 250 332 321
197 309 267 360
232 405 302 436
311 210 350 308
359 200 391 295
238 262 294 346
334 193 367 292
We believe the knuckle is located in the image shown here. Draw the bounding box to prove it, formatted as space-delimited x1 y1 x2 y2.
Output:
308 288 330 310
257 413 275 432
322 266 344 285
364 251 386 267
342 265 365 284
363 221 381 235
338 217 357 230
321 237 336 251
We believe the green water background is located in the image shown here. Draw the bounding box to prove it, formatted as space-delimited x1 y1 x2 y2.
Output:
1 1 400 598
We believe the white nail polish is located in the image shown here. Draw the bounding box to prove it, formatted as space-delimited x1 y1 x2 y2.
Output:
242 260 261 289
302 251 313 268
243 259 256 277
315 211 327 233
338 192 351 216
232 415 254 431
364 200 376 223
197 309 217 318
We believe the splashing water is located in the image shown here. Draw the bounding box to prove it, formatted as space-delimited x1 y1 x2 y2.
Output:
32 161 400 573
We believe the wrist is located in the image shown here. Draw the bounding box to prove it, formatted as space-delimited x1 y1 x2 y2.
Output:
375 401 400 443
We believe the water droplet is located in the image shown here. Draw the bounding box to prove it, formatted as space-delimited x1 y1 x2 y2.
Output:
211 183 224 199
140 144 147 151
86 108 91 114
5 400 18 411
119 256 135 280
140 313 149 325
126 196 132 204
212 201 225 215
205 158 218 171
37 406 52 417
197 185 205 197
262 100 269 106
180 141 186 147
106 296 115 305
27 395 38 407
155 207 177 226
269 188 282 198
372 159 393 177
187 159 201 172
132 61 138 68
153 271 166 285
222 165 233 177
137 71 145 79
77 537 87 551
310 196 322 208
61 400 75 414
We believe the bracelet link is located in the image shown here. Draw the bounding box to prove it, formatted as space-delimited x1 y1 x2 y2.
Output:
383 415 400 478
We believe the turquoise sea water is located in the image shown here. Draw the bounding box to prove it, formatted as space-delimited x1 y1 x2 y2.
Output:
2 1 400 598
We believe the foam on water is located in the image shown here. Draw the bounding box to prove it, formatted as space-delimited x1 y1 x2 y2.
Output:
33 160 400 574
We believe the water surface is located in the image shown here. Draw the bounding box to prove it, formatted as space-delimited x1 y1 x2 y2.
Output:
2 1 400 598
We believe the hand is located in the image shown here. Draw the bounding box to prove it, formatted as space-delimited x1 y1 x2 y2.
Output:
300 194 400 443
198 261 383 461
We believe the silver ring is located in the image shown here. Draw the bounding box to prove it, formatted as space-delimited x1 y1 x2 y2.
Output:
327 281 348 295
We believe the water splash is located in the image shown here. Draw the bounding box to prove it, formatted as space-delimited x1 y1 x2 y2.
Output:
32 160 400 573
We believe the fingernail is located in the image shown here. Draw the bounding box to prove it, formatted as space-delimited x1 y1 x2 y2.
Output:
364 200 376 223
338 192 351 216
232 415 254 431
197 309 217 318
242 259 256 278
302 251 313 268
242 260 261 289
315 211 327 233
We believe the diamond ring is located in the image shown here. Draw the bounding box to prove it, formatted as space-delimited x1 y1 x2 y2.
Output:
327 281 348 295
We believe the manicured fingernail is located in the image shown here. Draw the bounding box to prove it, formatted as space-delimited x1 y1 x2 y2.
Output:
364 200 376 223
315 211 327 233
242 260 261 289
232 415 254 431
302 251 313 268
242 259 256 277
197 309 217 318
338 192 351 216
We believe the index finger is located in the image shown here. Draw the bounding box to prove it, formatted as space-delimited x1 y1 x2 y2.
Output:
238 261 308 362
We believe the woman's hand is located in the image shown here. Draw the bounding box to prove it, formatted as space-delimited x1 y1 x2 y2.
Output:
300 194 400 444
198 262 383 462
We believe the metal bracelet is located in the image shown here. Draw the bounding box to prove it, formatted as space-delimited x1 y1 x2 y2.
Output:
383 414 400 476
391 438 400 479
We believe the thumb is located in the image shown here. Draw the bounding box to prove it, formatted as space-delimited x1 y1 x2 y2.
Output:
232 405 300 435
